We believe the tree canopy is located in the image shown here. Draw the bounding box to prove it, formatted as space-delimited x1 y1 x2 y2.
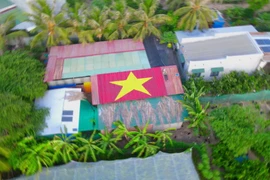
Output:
0 51 47 100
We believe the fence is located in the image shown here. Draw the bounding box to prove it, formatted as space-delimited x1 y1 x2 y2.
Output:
200 90 270 104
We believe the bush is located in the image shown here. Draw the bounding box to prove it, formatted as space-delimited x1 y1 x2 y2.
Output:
184 71 270 96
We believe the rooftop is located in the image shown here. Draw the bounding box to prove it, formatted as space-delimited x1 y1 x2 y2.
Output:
17 151 199 180
175 25 258 43
182 33 261 61
35 88 81 136
91 66 184 105
45 39 149 82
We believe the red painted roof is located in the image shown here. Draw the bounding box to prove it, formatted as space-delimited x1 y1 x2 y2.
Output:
45 39 145 82
91 66 184 105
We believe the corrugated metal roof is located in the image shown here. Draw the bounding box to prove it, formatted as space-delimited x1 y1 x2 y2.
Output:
45 39 146 82
175 25 258 43
182 34 260 61
61 51 150 79
91 66 184 105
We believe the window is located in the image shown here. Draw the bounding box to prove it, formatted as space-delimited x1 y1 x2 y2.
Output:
210 67 224 77
191 68 205 77
210 71 219 77
62 110 73 122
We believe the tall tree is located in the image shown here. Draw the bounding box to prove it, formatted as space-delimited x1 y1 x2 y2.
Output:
27 0 70 48
174 0 217 31
0 51 47 100
166 0 186 11
128 0 170 41
0 15 28 54
63 2 94 43
87 6 111 40
0 93 48 147
104 0 134 40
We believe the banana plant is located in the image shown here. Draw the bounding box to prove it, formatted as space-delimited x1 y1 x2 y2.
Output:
76 130 104 162
98 129 122 158
51 126 78 163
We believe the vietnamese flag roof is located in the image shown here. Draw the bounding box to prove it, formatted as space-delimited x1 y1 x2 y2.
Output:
91 65 184 105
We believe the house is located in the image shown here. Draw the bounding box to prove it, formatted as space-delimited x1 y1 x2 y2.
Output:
90 65 187 131
16 151 199 180
175 26 265 80
35 88 96 136
45 39 151 87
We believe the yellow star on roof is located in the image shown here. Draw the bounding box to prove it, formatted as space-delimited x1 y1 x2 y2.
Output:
110 72 152 101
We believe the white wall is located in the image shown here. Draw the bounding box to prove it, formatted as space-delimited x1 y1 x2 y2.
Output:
187 54 264 80
35 88 81 136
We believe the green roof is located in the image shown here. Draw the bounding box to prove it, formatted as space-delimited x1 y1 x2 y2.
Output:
0 0 13 9
62 51 151 79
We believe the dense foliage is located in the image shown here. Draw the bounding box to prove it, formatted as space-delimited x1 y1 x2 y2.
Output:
209 105 270 179
180 82 210 135
0 51 47 100
184 71 270 96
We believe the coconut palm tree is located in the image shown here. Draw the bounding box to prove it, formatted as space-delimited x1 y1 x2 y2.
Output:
166 0 186 11
98 129 122 158
155 128 175 150
104 0 134 40
86 6 111 40
27 0 70 48
174 0 217 31
0 15 28 54
76 131 104 162
14 136 54 175
0 146 11 178
63 2 94 43
128 0 170 41
51 126 78 163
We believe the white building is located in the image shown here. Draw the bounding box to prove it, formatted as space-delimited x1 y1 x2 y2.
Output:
35 88 81 136
175 26 266 80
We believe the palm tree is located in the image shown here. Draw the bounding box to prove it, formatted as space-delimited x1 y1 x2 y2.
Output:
27 0 70 48
166 0 186 11
98 129 122 158
0 15 28 54
128 0 170 41
174 0 217 31
124 121 159 158
86 6 111 40
76 131 104 162
104 0 134 40
113 120 130 140
0 147 11 177
63 2 94 43
14 136 54 175
51 126 78 163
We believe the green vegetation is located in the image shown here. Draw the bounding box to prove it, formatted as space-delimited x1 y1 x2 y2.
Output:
184 71 270 96
0 15 28 54
209 105 270 179
174 0 217 31
180 82 210 135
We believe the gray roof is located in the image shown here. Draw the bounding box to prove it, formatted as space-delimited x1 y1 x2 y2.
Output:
11 21 36 31
182 34 260 61
15 152 199 180
175 25 258 43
